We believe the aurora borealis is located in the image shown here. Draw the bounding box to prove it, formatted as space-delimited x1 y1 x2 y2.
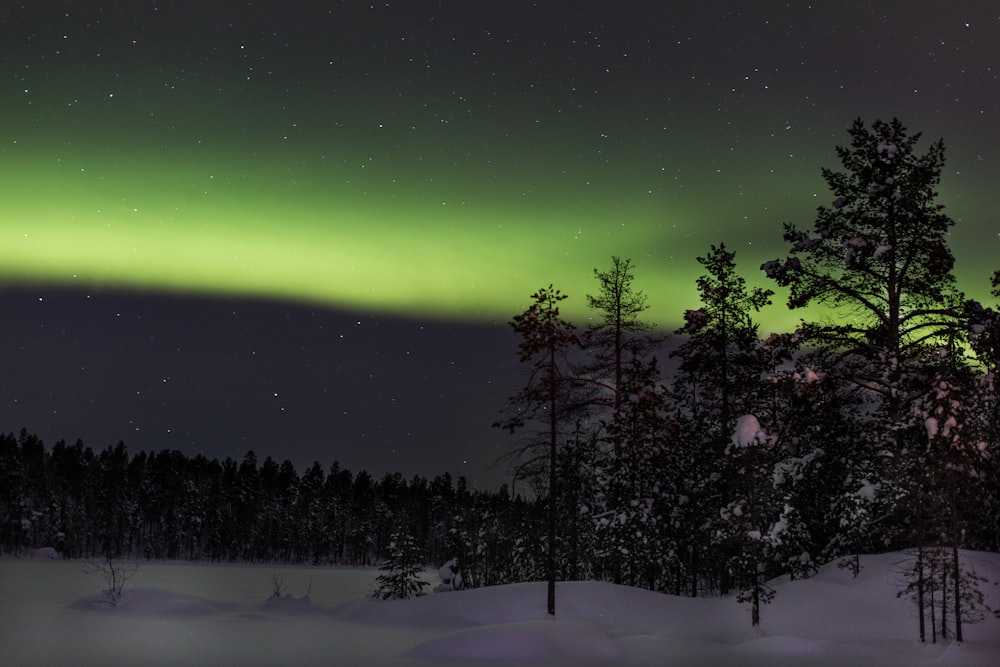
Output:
3 2 999 484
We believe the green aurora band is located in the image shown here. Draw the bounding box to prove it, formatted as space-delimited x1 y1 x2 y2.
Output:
2 86 995 332
3 2 999 336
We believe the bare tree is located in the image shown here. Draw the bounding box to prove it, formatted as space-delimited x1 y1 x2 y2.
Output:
83 555 139 606
270 571 286 597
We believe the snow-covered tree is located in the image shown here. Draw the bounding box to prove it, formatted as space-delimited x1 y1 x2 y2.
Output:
372 530 428 600
757 336 878 574
555 426 599 582
669 243 773 594
717 415 782 627
762 118 973 584
899 353 997 641
657 410 711 596
438 506 481 590
675 243 774 447
593 356 669 589
964 272 1000 551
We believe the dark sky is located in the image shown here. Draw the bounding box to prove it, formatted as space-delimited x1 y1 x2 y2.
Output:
1 288 521 487
2 2 998 488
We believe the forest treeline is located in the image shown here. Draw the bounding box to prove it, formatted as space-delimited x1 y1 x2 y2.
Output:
1 119 999 634
0 429 543 581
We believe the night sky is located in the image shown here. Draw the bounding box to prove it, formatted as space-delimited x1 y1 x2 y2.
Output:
2 2 998 488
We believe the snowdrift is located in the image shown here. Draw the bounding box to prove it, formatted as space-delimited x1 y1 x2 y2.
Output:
0 551 997 666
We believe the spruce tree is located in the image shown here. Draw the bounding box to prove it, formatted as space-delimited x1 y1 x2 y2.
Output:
372 530 428 600
719 415 778 627
669 243 773 594
673 243 773 449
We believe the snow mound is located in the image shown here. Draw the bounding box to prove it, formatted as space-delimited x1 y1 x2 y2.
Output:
7 552 997 666
70 587 235 616
31 547 59 560
408 619 621 661
261 593 319 613
732 414 767 448
343 579 710 636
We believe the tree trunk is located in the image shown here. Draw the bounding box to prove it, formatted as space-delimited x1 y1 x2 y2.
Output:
952 544 963 642
939 561 948 640
917 546 926 643
547 347 557 616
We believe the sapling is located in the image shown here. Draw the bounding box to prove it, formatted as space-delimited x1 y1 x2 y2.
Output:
83 555 139 606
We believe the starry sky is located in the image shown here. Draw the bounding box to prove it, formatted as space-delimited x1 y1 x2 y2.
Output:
2 2 998 488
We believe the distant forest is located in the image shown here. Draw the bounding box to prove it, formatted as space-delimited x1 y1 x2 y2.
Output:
0 430 541 582
2 119 999 618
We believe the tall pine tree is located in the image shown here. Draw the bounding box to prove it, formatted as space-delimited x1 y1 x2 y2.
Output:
762 117 964 439
495 285 585 615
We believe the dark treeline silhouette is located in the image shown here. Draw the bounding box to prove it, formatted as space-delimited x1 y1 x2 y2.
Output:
0 429 544 582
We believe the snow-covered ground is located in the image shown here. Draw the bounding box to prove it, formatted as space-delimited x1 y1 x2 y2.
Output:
1 551 998 666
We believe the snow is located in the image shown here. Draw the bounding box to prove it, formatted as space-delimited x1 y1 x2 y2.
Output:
877 141 898 157
856 479 879 501
434 558 463 592
926 417 939 440
732 414 765 448
1 553 998 666
31 546 59 560
769 512 789 543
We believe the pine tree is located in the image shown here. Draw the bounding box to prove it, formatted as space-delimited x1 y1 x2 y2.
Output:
495 285 585 615
585 257 659 445
761 119 977 608
297 461 327 564
758 335 866 575
715 413 820 628
440 510 475 590
762 117 964 441
0 433 28 554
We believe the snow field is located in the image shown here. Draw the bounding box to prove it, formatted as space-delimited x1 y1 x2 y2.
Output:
0 551 998 666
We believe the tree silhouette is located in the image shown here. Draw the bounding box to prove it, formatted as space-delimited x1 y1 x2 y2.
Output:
585 256 658 452
495 285 584 615
762 117 963 428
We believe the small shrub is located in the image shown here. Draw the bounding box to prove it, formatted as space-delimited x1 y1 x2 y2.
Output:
270 571 286 598
83 556 139 606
